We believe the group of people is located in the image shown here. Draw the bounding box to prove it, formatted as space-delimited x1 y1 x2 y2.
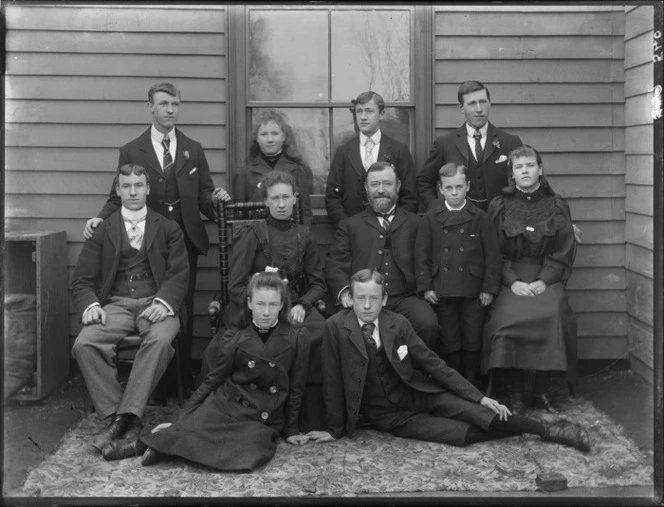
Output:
70 80 588 473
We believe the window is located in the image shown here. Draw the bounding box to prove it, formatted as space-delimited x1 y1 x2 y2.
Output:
229 5 429 203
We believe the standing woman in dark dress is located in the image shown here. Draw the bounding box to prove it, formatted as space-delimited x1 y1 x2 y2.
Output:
101 271 310 470
233 109 314 225
481 145 577 416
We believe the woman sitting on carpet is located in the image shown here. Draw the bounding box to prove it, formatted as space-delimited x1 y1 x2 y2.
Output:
101 271 311 471
481 145 577 416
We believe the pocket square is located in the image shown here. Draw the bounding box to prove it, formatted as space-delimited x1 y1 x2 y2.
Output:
496 155 508 163
189 167 198 175
397 345 408 360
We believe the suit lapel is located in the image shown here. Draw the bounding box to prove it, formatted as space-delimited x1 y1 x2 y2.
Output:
363 210 385 234
454 125 469 163
377 134 392 164
106 211 122 253
344 312 368 359
483 123 498 162
137 128 164 176
144 210 159 252
175 128 191 175
389 207 407 233
378 314 395 358
349 137 364 178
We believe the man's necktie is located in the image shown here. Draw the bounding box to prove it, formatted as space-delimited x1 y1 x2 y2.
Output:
362 322 377 348
364 138 376 170
124 215 146 250
162 135 174 175
377 211 393 231
473 129 483 162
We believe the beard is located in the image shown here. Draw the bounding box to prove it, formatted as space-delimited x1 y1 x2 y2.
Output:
369 193 397 214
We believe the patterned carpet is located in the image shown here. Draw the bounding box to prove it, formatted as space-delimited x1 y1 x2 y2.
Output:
18 397 653 497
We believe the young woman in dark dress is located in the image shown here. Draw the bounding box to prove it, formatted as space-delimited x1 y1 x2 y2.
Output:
101 271 310 470
481 145 578 416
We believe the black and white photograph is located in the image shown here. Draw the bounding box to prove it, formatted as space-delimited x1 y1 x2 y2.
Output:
2 2 662 504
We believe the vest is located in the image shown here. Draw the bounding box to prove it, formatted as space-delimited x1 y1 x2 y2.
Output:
378 229 406 296
110 224 157 299
466 146 488 204
361 341 406 410
163 157 181 221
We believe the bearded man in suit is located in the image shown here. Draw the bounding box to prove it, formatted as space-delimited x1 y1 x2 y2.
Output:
83 82 230 390
306 269 591 454
325 91 419 228
72 164 189 452
417 80 522 212
326 161 439 351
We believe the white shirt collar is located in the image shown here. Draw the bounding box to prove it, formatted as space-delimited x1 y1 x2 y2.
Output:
465 122 488 138
360 130 382 146
121 205 148 221
151 125 175 143
445 199 467 211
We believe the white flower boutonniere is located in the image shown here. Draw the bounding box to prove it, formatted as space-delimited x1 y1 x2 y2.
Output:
492 139 501 150
183 150 190 160
397 345 408 360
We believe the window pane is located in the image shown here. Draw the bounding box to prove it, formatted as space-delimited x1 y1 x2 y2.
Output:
252 108 330 194
332 107 411 156
249 10 329 102
331 10 410 102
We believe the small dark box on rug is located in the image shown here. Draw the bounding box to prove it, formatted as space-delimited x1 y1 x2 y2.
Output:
536 472 568 492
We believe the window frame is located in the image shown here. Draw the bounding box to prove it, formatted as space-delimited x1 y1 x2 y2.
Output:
227 4 432 209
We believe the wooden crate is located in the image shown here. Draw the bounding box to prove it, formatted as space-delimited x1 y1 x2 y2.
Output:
4 230 69 401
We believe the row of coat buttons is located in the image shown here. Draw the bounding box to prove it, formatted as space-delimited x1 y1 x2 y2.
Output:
247 361 277 368
443 228 465 233
442 267 465 272
443 247 465 252
247 383 278 394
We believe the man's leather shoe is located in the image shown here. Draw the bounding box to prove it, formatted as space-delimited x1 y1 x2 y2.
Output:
141 447 166 466
531 393 558 413
102 438 147 461
543 422 591 452
91 414 131 452
508 392 526 416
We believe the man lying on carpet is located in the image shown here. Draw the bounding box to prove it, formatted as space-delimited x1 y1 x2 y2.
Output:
100 271 311 470
71 163 189 453
306 269 591 453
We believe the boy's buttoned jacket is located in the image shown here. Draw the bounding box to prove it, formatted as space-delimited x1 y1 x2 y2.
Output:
415 200 501 298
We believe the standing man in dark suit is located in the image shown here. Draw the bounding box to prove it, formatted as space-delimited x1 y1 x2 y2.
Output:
326 162 439 350
83 82 230 390
326 91 419 228
417 80 522 212
306 269 590 453
72 164 189 453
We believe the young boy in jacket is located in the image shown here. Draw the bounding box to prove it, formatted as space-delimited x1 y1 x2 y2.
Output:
415 163 501 386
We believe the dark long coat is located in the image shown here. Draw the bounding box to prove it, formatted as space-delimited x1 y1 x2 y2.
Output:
142 323 310 471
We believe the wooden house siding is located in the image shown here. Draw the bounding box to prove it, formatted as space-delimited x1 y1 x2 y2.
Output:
433 5 628 360
623 4 655 381
4 4 228 353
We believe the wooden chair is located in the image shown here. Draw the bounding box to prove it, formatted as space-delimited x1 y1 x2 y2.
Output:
114 333 184 407
207 200 329 335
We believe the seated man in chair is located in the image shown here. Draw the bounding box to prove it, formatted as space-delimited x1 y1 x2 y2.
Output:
71 163 189 452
